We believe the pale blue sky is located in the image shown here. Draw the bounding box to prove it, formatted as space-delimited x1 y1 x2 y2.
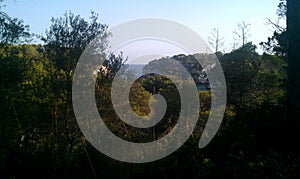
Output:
4 0 283 56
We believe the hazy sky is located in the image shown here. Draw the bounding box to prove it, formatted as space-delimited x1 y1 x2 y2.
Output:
3 0 284 63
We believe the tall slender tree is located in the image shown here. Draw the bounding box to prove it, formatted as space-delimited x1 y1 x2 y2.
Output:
208 28 224 53
233 21 251 47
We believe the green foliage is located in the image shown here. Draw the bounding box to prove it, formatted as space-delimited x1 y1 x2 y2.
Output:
1 3 299 178
0 44 57 176
42 11 108 73
221 43 260 108
129 82 152 116
220 42 286 111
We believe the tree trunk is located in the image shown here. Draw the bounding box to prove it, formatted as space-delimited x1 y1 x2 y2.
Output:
287 0 300 150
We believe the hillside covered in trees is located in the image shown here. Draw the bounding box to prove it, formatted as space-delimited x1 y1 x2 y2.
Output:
1 0 300 178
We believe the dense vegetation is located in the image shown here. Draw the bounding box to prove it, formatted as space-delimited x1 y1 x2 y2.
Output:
1 0 300 178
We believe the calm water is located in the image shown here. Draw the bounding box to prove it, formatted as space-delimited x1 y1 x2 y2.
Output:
126 64 209 91
127 64 146 77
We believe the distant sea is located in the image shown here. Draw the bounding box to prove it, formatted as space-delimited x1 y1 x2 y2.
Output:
127 64 146 77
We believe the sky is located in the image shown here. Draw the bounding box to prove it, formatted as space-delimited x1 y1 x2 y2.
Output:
3 0 284 63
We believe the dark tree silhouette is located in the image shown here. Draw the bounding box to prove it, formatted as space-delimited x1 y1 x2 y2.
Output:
287 0 300 149
0 1 30 46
